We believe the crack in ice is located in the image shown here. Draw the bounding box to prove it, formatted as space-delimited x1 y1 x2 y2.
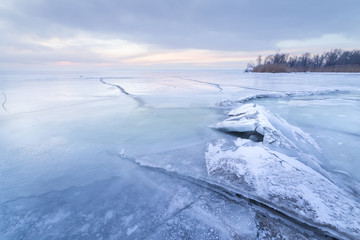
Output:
147 200 195 237
99 78 146 107
206 103 360 240
115 153 344 240
1 92 7 112
232 85 287 93
176 77 223 92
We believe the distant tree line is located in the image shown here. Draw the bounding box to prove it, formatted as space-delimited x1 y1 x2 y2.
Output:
246 49 360 73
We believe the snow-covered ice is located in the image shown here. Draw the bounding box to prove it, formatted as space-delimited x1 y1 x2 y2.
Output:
206 103 360 239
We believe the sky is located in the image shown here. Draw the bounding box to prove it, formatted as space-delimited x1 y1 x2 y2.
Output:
1 0 360 70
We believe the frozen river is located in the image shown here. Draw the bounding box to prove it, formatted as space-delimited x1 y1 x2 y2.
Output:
0 70 359 239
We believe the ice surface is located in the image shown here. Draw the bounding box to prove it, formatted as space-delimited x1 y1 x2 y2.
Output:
1 70 360 239
206 103 360 239
2 154 331 240
207 139 360 239
247 92 360 183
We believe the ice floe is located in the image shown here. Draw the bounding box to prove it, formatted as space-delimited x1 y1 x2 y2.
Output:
206 103 360 239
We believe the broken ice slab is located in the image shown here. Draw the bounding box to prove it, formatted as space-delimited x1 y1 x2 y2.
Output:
207 103 360 239
213 103 320 153
206 138 360 239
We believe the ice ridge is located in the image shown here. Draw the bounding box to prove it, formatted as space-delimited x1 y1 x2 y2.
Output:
219 89 349 107
206 103 360 239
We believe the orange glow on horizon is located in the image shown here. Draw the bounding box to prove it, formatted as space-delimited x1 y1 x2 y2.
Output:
56 61 81 66
123 49 255 66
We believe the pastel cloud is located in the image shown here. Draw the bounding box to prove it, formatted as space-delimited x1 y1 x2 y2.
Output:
0 0 359 69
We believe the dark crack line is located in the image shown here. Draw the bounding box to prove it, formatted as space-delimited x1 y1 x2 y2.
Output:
0 97 119 119
100 78 130 95
235 85 286 93
177 77 223 92
116 154 349 240
2 92 8 112
204 199 242 238
100 78 146 107
147 201 196 237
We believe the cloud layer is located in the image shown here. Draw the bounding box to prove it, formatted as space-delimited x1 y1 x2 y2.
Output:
1 0 359 68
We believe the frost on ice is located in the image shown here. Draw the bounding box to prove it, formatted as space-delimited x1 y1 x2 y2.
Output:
206 103 360 239
214 103 320 151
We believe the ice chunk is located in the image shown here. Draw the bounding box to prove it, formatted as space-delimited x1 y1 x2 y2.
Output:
206 138 360 239
207 103 360 239
215 117 257 133
214 103 319 151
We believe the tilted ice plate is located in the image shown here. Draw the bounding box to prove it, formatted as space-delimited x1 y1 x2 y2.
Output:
207 103 360 239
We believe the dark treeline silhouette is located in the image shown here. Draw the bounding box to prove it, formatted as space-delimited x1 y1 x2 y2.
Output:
247 49 360 73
